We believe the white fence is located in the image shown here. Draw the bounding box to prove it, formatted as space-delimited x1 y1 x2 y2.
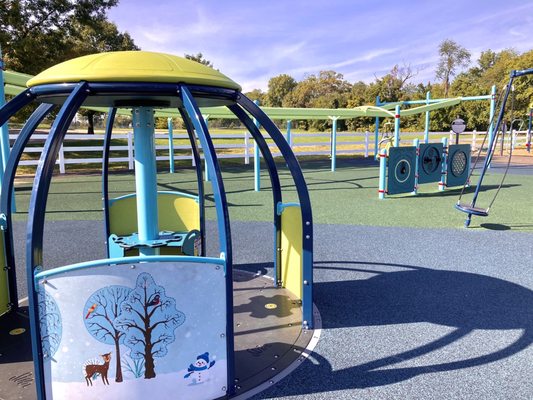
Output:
11 129 530 174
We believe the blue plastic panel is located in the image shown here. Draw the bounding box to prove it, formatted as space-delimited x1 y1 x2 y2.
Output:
387 146 416 195
447 144 471 187
36 261 228 400
418 143 443 184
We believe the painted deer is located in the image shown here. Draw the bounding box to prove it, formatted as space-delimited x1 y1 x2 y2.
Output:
84 352 112 386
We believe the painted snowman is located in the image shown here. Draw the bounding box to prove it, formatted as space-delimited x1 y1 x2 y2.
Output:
184 352 216 385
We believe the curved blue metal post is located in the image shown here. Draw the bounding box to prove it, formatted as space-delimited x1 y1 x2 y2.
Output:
178 107 206 256
394 105 401 147
331 117 338 172
204 116 210 182
237 95 314 330
102 107 117 257
132 107 159 256
168 117 175 173
0 103 54 313
228 104 283 285
26 83 88 400
424 91 431 144
253 103 261 191
181 85 234 395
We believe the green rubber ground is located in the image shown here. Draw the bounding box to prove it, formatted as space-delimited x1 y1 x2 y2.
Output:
12 157 533 231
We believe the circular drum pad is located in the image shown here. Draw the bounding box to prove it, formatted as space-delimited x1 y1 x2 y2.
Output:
394 159 412 183
451 151 467 177
422 146 442 175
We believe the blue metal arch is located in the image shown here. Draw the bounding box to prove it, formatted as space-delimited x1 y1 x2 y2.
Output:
0 103 55 312
180 85 235 395
227 104 283 284
26 82 89 399
236 95 314 329
102 107 117 257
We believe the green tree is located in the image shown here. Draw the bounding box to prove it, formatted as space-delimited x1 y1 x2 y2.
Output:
264 74 296 107
435 39 471 97
245 88 265 104
184 52 213 67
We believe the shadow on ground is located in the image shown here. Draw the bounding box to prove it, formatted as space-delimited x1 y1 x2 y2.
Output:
257 260 533 396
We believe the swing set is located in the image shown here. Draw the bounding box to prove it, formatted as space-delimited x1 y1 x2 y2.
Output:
455 68 533 227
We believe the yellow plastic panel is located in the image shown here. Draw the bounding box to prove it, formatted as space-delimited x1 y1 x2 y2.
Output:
0 230 9 316
281 206 303 300
27 51 241 90
109 193 200 236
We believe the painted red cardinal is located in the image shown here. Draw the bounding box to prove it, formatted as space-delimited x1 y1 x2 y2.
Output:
85 303 98 319
147 294 160 307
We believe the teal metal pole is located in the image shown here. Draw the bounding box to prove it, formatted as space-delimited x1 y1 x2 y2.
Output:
253 100 260 191
394 105 401 147
0 47 9 174
132 107 159 256
374 95 380 159
204 117 210 181
527 108 532 153
488 85 497 149
374 117 380 160
167 117 174 173
439 137 448 192
424 91 431 143
331 117 337 172
413 138 419 195
378 148 387 199
286 120 292 144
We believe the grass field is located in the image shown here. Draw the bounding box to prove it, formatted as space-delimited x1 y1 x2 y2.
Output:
12 155 533 231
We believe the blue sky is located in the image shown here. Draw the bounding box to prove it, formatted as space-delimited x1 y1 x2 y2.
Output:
108 1 533 92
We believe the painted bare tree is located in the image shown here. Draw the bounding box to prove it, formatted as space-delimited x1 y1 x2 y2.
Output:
114 273 185 379
84 285 131 382
38 291 62 360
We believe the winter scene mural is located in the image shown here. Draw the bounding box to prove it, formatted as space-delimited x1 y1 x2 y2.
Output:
38 262 228 400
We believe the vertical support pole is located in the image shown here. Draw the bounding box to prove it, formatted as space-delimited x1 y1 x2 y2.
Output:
167 117 174 173
394 105 401 147
439 137 448 192
364 130 369 158
204 117 210 182
132 107 159 256
424 91 431 143
286 120 292 144
331 117 337 172
374 94 381 159
378 148 387 199
472 129 477 151
253 100 260 191
488 85 497 151
412 138 419 195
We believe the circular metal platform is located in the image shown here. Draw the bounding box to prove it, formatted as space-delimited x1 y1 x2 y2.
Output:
0 270 319 400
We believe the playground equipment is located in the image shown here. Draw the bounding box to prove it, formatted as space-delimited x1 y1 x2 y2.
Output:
378 137 470 199
0 51 315 400
455 68 533 227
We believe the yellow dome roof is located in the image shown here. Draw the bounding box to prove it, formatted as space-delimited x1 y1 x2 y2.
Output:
27 51 241 91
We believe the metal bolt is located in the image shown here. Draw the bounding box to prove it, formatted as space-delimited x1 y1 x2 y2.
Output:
222 386 226 391
303 280 308 285
215 266 220 270
220 333 225 338
306 221 310 225
130 265 136 269
305 235 310 239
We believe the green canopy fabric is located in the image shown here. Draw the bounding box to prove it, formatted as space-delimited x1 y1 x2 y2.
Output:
3 69 463 120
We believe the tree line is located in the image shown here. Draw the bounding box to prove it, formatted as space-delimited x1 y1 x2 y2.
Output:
2 2 532 133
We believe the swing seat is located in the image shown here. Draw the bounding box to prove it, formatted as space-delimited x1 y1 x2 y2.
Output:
455 203 489 217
